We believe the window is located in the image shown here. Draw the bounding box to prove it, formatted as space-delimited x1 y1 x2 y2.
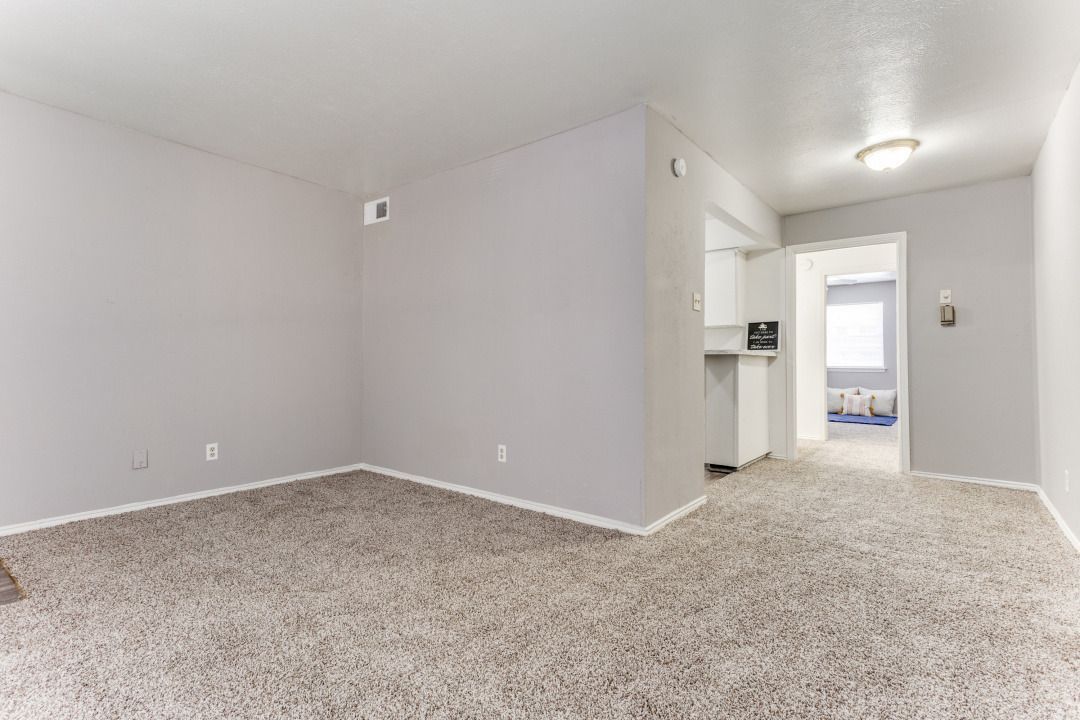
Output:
827 302 884 369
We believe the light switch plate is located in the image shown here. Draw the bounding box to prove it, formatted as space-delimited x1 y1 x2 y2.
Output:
132 449 148 470
939 289 952 304
692 292 703 312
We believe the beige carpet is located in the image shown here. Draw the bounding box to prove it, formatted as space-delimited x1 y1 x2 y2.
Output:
801 417 902 474
1 448 1077 718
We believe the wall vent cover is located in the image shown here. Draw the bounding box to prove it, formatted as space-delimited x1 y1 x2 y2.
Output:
364 197 390 225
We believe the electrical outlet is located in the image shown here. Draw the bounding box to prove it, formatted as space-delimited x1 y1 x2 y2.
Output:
497 444 507 463
132 449 148 470
692 292 703 312
206 443 219 461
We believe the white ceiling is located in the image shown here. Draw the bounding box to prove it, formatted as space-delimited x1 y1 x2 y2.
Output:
1 1 1078 214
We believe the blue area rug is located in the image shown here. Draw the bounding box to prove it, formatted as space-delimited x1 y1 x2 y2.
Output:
828 413 897 426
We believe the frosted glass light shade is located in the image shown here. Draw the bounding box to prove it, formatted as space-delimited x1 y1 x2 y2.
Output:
856 139 920 171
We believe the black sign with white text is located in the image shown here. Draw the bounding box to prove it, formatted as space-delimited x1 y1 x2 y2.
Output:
747 321 780 351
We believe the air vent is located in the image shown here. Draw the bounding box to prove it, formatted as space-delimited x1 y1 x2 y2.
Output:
364 196 390 225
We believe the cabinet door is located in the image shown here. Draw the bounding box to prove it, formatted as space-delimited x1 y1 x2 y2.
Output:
705 249 740 328
705 356 738 466
736 356 770 464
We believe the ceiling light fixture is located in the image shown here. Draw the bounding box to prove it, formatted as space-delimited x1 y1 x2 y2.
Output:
856 138 920 171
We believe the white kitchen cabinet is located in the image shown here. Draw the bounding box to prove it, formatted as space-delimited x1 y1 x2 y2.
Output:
705 352 771 469
705 249 745 328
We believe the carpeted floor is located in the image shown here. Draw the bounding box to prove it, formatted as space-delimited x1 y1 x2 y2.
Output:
805 419 901 474
1 446 1077 718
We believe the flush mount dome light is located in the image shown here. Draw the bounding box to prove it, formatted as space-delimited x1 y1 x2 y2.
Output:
856 138 920 171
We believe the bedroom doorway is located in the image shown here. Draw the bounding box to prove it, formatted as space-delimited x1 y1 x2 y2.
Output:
785 233 910 473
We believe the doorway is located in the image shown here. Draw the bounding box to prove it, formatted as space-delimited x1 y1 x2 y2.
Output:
785 233 910 472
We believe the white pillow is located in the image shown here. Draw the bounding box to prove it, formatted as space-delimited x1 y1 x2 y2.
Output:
859 387 897 417
842 393 872 416
827 387 859 414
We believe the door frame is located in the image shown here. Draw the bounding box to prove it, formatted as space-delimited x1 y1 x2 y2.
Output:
784 232 910 472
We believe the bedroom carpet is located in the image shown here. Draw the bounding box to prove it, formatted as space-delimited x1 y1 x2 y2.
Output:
802 420 901 474
1 451 1077 718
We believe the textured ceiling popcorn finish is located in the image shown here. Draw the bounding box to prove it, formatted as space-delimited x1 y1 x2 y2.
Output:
0 0 1078 213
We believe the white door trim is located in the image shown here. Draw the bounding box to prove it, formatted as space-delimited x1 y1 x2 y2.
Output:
784 232 910 472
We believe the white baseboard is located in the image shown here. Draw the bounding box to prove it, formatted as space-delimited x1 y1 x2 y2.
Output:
359 463 706 536
0 462 367 538
1036 488 1080 552
642 494 709 535
1 461 707 539
5 458 1066 549
910 470 1077 552
909 470 1039 493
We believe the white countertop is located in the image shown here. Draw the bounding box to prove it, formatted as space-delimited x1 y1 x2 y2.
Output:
704 349 778 357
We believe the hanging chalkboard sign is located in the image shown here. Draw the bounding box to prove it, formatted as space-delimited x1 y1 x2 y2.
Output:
746 321 781 351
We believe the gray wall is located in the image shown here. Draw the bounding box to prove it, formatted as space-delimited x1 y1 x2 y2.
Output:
3 99 780 533
826 281 897 391
0 92 364 528
643 111 704 525
361 107 648 526
362 106 780 529
784 177 1038 484
643 108 781 524
1032 63 1080 541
